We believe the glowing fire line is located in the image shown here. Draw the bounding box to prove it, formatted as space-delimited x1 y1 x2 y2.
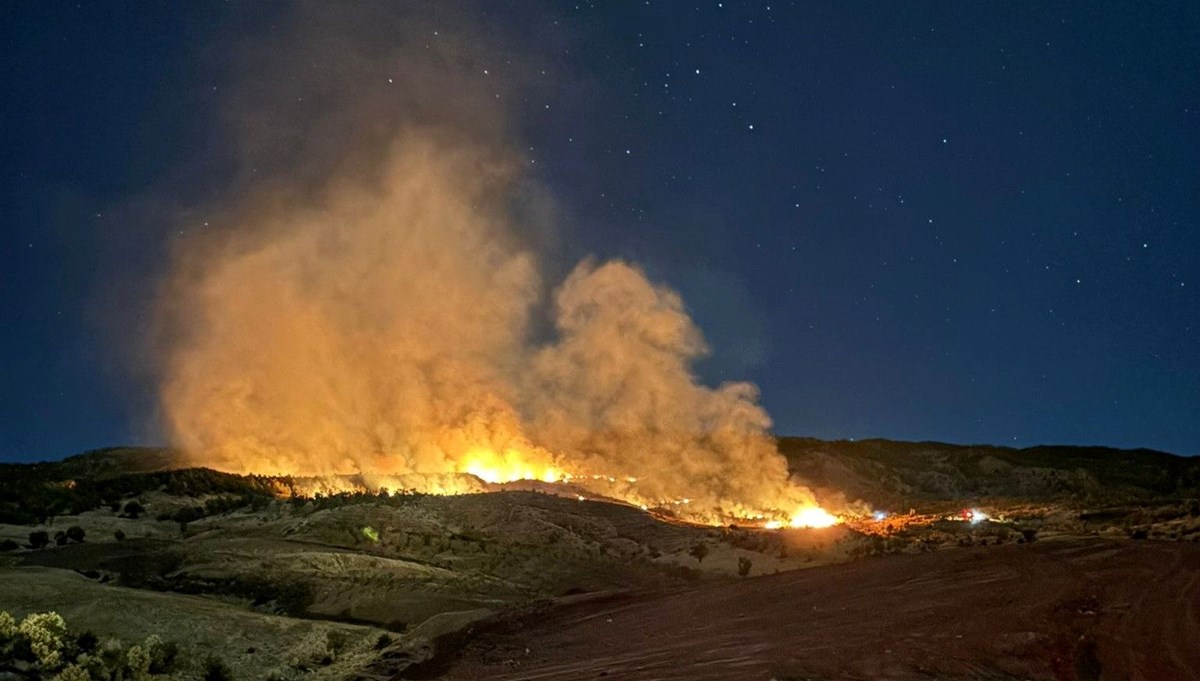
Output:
271 446 840 530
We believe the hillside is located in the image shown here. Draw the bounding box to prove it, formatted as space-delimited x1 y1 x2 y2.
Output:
780 437 1200 507
6 437 1198 511
2 438 1198 679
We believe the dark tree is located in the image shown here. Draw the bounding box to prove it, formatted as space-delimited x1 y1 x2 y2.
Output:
688 542 710 563
737 556 753 577
54 530 68 546
123 500 145 519
66 525 86 543
28 530 50 549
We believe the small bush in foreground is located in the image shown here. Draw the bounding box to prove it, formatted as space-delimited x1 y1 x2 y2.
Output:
203 656 233 681
0 609 185 680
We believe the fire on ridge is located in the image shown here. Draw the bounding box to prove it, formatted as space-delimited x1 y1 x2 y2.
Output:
264 444 843 530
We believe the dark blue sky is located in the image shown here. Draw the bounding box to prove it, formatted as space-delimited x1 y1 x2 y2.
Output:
2 2 1198 462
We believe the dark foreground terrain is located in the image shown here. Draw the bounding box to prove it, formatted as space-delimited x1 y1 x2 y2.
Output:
443 538 1200 681
1 439 1198 679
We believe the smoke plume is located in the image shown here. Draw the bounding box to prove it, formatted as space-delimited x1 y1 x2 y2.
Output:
154 5 817 519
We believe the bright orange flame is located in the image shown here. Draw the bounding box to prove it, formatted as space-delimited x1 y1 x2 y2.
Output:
264 444 842 531
789 507 839 528
460 448 562 484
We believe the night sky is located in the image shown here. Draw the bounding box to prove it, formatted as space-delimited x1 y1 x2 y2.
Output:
2 2 1198 463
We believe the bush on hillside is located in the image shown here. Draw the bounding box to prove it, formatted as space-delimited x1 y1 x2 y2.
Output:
28 530 50 549
122 501 145 519
737 556 753 577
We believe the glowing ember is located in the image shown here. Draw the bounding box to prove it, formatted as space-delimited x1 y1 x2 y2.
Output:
789 507 839 528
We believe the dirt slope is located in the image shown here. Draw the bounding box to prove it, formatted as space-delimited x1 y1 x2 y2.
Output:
441 538 1200 681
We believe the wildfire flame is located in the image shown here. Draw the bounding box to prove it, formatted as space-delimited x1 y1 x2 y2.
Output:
460 448 563 484
268 443 841 530
788 506 840 528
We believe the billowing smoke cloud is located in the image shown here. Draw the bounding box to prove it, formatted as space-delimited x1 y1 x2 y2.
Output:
525 260 805 513
154 5 816 519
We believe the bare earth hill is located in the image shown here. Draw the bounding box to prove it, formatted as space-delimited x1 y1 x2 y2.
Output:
442 538 1200 681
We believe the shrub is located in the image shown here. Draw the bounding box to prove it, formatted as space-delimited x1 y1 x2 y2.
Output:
29 530 50 549
147 635 179 674
325 630 348 656
0 539 19 552
688 542 710 563
203 656 233 681
19 611 68 668
0 610 16 638
52 664 90 681
126 643 152 681
170 506 206 526
55 531 69 546
2 609 193 680
1020 528 1038 543
96 639 127 673
122 501 144 519
289 629 345 669
66 526 86 543
737 556 753 577
114 529 126 541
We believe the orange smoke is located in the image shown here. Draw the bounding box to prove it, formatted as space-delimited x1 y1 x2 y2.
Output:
151 5 830 527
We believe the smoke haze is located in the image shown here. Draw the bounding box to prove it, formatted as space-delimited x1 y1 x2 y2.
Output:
154 4 817 519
